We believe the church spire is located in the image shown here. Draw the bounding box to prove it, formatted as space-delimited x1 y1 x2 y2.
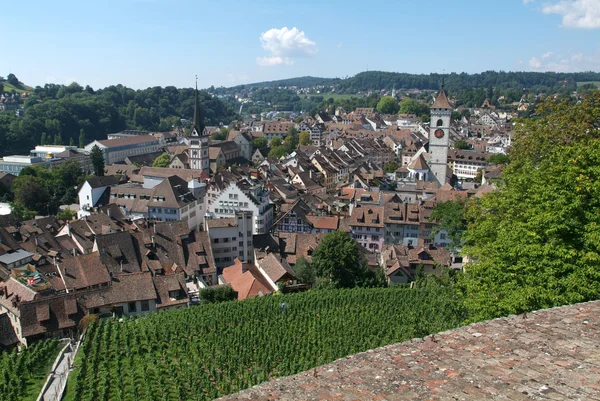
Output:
192 76 205 136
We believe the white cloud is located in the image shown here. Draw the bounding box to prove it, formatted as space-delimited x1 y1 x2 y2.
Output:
542 51 554 58
527 50 600 71
256 56 293 66
529 57 542 68
541 0 600 29
257 27 317 67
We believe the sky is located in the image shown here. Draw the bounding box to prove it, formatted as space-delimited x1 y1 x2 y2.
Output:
3 0 600 90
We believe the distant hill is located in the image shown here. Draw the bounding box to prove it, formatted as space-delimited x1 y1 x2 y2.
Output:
226 70 600 92
230 76 340 89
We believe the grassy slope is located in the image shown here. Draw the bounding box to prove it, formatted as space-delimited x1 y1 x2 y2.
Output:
1 81 34 94
576 81 600 88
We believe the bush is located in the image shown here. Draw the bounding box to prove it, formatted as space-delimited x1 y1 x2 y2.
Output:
199 285 238 303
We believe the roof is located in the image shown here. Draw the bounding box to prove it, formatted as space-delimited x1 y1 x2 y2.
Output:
408 153 428 170
153 272 189 309
85 175 119 189
0 313 19 347
221 259 272 300
58 252 111 291
305 215 339 230
78 271 157 309
206 218 237 229
139 166 207 182
95 231 142 274
432 88 452 109
218 301 600 401
98 135 159 148
256 253 296 283
20 293 83 338
347 205 384 228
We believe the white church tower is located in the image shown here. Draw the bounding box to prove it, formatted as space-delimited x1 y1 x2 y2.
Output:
189 81 210 176
428 84 452 186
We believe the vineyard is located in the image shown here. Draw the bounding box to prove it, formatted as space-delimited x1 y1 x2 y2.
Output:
67 286 467 401
0 339 60 401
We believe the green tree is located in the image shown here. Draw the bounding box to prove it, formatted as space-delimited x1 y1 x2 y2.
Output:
487 153 510 165
78 129 86 148
299 131 311 146
383 161 398 173
399 98 430 118
462 92 600 322
312 231 379 288
376 96 400 114
293 256 316 287
270 137 282 147
283 133 299 150
90 145 105 176
453 140 470 150
254 137 268 149
7 73 18 86
268 146 288 159
57 209 76 221
429 199 467 253
288 126 298 136
152 152 171 167
12 175 50 213
40 132 47 145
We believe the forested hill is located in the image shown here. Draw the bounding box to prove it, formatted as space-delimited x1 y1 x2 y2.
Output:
0 81 238 156
234 76 340 89
225 70 600 92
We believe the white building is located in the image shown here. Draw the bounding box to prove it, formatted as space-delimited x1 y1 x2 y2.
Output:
206 181 273 235
78 176 120 217
84 135 163 165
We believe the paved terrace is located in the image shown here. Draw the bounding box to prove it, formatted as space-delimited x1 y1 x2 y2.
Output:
218 301 600 401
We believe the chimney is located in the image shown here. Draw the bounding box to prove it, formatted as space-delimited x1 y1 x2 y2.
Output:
153 223 157 235
151 235 155 247
120 260 123 273
107 208 111 218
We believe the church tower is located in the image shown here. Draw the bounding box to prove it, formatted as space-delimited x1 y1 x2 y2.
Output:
428 84 452 186
189 81 210 176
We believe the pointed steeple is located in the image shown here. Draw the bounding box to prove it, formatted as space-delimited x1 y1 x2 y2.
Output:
432 85 452 110
192 77 205 136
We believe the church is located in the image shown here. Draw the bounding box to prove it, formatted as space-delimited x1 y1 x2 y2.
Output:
406 85 452 187
188 82 210 176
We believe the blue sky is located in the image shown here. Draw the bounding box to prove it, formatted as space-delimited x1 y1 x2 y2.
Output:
4 0 600 90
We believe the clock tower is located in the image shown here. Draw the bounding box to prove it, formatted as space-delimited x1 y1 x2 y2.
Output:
428 85 452 186
189 80 210 176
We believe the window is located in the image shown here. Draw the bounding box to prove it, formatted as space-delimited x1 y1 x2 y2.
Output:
440 233 446 239
128 302 136 313
141 300 150 311
436 119 443 127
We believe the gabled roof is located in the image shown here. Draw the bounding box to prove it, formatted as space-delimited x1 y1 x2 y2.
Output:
222 259 272 300
408 154 428 170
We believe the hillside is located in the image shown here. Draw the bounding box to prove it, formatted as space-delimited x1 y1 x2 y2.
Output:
226 70 600 92
63 286 466 401
1 80 34 94
234 76 339 89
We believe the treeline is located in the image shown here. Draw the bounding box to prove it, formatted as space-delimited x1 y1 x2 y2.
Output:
0 79 239 155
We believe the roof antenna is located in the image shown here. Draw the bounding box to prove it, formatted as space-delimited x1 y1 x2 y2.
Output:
195 74 198 90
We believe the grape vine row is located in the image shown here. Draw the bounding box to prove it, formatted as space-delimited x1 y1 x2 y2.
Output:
70 286 466 401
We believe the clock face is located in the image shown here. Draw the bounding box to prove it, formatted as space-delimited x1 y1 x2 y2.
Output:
434 128 445 139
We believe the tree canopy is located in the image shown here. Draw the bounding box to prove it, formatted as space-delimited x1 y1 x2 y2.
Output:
152 152 171 168
376 96 399 114
461 92 600 322
312 231 384 288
